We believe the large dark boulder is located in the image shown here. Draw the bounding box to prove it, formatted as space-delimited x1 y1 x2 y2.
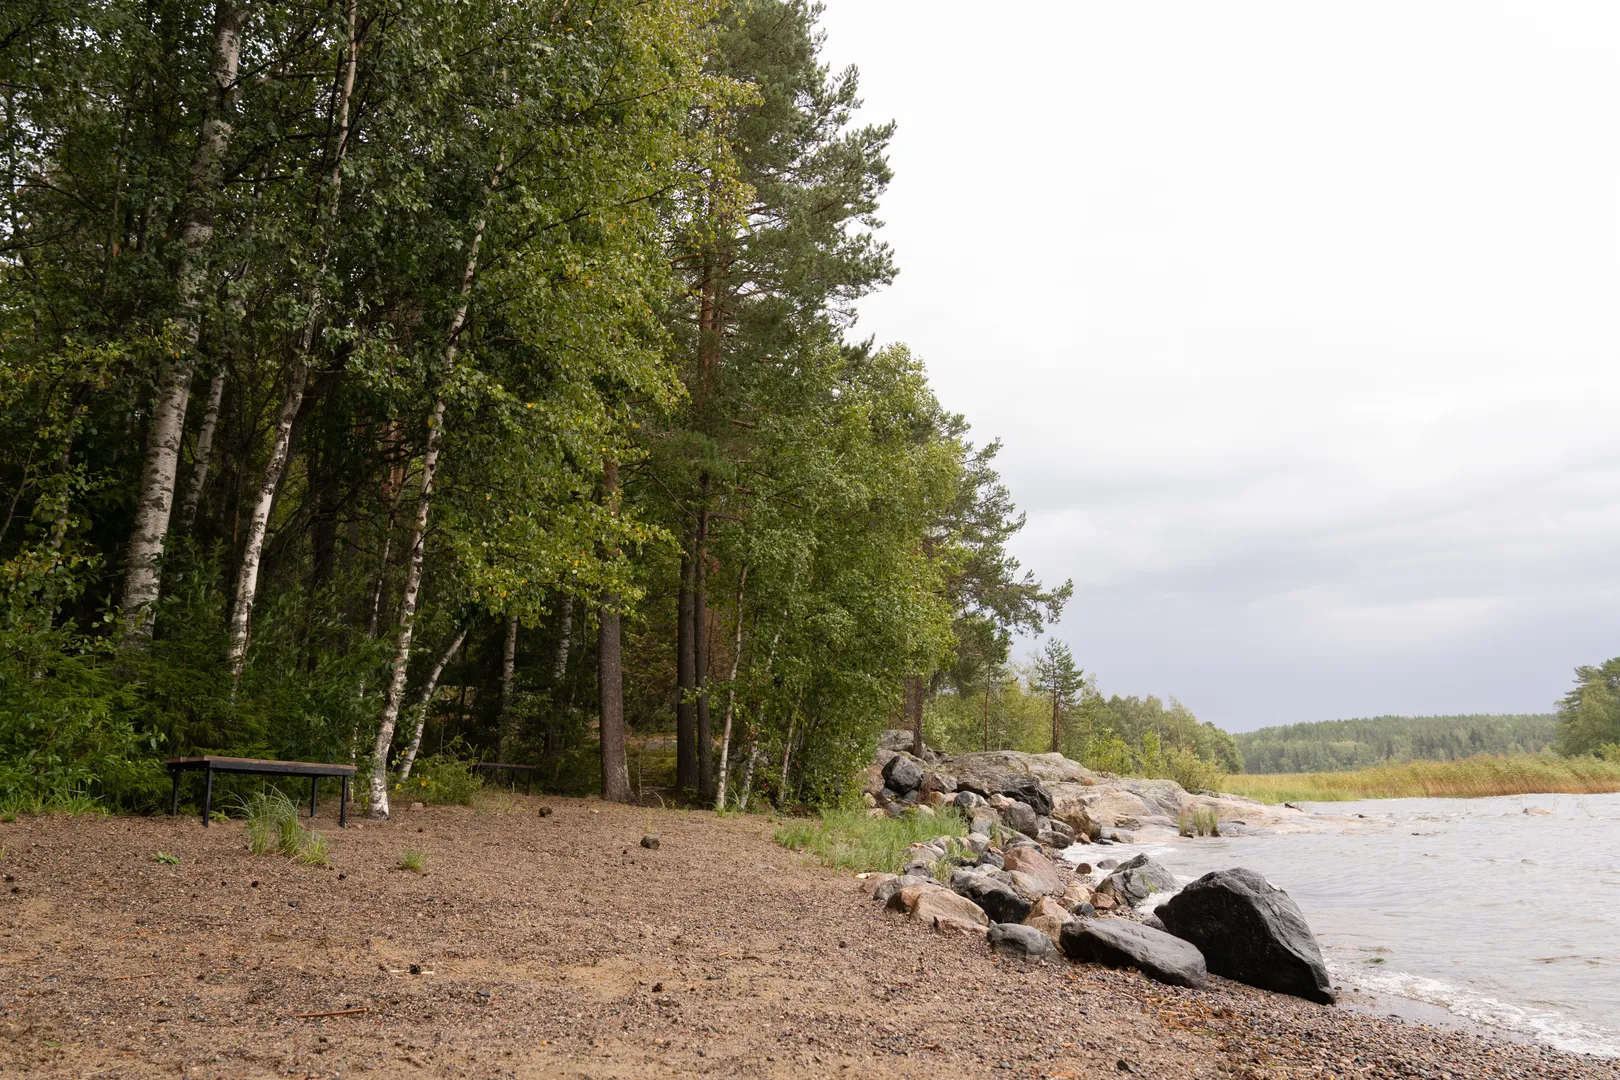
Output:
1156 868 1335 1004
1059 918 1208 989
882 753 925 794
998 775 1053 816
987 922 1059 962
1095 853 1178 909
949 870 1031 924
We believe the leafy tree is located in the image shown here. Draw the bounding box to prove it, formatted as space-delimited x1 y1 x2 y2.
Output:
1556 658 1620 757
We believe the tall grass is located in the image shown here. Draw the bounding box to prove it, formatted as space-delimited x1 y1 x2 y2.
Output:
239 789 332 866
1220 753 1620 803
774 807 969 873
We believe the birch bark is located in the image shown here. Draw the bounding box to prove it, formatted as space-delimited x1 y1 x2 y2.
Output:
177 367 225 529
713 565 747 811
396 621 468 782
367 158 501 817
497 613 519 758
119 0 247 644
225 0 360 683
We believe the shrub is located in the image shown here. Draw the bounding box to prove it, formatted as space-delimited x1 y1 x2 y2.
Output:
396 753 482 805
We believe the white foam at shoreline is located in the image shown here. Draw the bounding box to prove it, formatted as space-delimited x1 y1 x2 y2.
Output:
1332 962 1620 1057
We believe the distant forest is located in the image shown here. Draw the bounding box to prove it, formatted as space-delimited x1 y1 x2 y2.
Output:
1236 714 1558 774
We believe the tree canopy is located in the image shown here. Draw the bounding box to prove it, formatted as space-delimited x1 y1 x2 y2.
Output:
0 0 1095 813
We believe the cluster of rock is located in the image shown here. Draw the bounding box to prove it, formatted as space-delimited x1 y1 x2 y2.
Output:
866 731 1315 842
862 735 1336 1005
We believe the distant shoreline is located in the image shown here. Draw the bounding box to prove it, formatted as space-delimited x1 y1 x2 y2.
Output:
1218 752 1620 802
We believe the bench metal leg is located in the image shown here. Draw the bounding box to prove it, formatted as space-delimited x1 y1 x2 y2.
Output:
169 770 181 816
339 776 349 827
201 766 213 827
310 776 318 819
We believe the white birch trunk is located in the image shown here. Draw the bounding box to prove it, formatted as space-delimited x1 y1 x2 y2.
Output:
498 612 519 758
738 737 760 813
551 594 573 685
224 0 360 684
177 367 225 529
713 565 747 811
397 621 468 782
367 159 501 816
119 0 247 645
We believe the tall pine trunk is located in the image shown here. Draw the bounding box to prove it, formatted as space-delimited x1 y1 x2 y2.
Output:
1051 692 1061 755
598 458 629 803
367 157 501 817
225 0 360 683
397 621 468 782
694 488 713 798
675 548 697 790
119 0 247 644
907 675 925 757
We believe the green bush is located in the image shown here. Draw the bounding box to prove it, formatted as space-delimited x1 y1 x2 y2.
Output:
0 622 161 811
396 752 482 805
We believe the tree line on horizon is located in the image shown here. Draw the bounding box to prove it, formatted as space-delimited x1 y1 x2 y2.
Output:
1235 714 1559 774
1 0 1105 814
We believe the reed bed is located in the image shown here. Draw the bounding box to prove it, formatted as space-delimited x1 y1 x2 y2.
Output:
1219 753 1620 803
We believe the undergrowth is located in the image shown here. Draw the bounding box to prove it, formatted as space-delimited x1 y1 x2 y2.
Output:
773 806 969 874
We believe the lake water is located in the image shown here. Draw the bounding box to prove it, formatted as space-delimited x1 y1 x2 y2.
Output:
1064 790 1620 1057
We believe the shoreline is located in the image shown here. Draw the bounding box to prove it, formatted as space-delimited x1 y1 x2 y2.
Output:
3 799 1618 1079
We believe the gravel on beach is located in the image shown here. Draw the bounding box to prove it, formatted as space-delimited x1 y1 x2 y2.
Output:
1 797 1615 1079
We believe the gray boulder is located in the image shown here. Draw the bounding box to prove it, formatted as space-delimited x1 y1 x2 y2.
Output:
920 770 957 794
1156 867 1335 1004
1000 801 1040 838
949 869 1031 924
1059 918 1208 989
998 775 1053 816
987 922 1059 961
872 873 934 905
1095 853 1178 909
882 753 925 794
954 791 987 813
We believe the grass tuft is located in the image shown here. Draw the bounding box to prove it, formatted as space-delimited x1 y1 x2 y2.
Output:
396 849 428 873
238 789 331 866
773 806 968 874
1221 753 1620 803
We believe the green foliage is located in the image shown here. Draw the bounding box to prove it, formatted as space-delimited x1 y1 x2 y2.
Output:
151 851 179 865
396 753 482 806
1556 658 1620 757
1238 714 1559 773
773 805 968 874
396 849 428 873
924 670 1235 790
0 621 160 809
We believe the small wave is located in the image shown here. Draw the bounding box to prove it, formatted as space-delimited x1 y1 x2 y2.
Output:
1337 963 1620 1058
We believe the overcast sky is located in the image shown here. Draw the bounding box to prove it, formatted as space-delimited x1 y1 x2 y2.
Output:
816 2 1620 732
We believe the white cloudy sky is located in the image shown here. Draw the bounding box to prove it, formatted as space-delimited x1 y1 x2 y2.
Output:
816 2 1620 731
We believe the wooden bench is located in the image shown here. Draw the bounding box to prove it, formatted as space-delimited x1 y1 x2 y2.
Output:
165 756 357 827
471 762 538 795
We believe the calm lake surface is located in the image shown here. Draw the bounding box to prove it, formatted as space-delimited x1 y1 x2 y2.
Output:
1069 791 1620 1057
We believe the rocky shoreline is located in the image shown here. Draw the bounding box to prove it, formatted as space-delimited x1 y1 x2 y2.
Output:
863 734 1369 1005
